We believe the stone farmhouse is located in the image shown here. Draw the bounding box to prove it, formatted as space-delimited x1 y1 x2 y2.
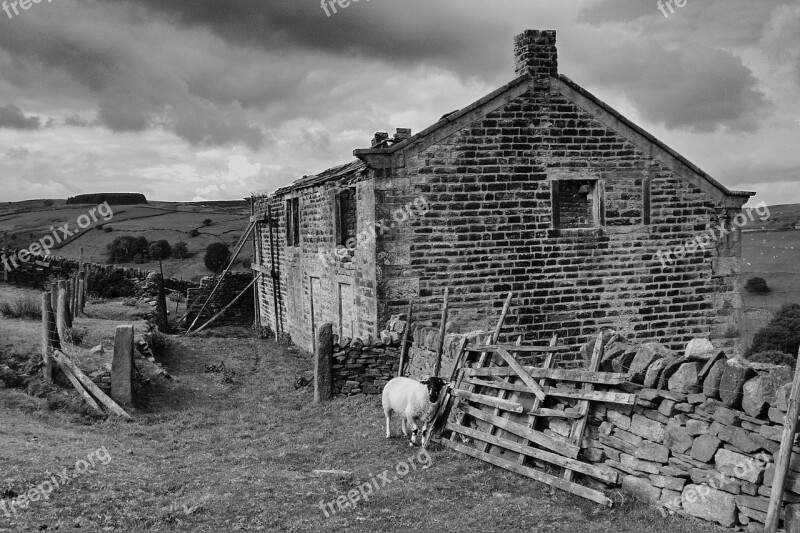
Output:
252 29 754 355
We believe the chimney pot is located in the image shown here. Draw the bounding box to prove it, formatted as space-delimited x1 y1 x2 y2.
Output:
371 131 389 147
393 128 411 141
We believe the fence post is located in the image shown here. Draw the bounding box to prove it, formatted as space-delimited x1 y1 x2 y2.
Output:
49 281 58 319
41 292 56 382
56 279 71 340
314 322 333 402
111 325 135 407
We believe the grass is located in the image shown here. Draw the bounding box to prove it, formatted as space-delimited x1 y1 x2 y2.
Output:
0 295 41 320
0 286 726 532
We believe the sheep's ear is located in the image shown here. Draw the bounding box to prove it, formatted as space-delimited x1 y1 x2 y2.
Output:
419 378 430 385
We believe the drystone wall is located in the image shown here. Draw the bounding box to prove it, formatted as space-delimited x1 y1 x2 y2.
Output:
572 337 798 530
186 272 254 327
332 336 400 396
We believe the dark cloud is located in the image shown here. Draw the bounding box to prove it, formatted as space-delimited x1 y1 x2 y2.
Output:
581 41 768 132
107 0 516 79
0 104 41 130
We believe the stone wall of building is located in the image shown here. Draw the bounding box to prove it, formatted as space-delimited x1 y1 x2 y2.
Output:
365 32 746 357
253 166 380 352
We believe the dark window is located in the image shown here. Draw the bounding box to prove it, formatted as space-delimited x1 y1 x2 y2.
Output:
286 197 300 246
335 188 357 246
552 179 602 229
643 178 652 225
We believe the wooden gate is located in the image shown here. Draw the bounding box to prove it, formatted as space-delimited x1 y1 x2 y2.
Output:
439 331 636 506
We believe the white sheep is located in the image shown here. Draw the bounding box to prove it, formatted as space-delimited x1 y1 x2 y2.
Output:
382 376 448 447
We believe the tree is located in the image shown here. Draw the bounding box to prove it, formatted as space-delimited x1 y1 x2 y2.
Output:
189 229 200 238
149 240 172 261
108 236 136 262
202 218 213 226
173 242 190 259
745 277 770 294
204 242 230 272
132 237 150 259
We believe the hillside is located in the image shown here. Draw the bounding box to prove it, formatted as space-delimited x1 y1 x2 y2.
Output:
0 199 252 281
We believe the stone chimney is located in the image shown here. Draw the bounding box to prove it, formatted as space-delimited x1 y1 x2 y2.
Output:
514 30 558 83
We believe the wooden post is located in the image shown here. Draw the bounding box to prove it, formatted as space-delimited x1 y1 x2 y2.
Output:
433 288 449 377
397 303 413 378
78 274 85 314
41 292 55 382
765 347 800 531
111 325 135 407
56 280 70 341
314 322 333 402
49 281 58 322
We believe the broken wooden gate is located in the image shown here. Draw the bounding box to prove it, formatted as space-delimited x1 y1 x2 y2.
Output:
438 331 636 506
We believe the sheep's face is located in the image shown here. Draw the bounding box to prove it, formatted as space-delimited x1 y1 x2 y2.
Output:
421 377 448 403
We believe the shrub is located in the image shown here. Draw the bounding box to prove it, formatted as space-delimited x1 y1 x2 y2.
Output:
173 242 190 259
746 303 800 357
149 240 172 261
241 257 252 269
202 218 213 226
87 269 136 298
0 296 42 320
745 277 771 294
747 350 796 368
204 242 230 272
103 226 113 233
64 327 87 345
189 229 200 238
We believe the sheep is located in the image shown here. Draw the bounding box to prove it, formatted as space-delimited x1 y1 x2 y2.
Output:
382 376 449 447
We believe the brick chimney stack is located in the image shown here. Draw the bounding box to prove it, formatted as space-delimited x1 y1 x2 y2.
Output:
514 30 558 83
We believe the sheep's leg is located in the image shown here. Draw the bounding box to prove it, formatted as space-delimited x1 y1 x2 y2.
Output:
410 418 420 446
420 420 429 448
385 410 392 439
401 417 408 436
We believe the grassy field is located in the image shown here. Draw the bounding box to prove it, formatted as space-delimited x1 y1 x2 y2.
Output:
0 200 252 281
0 285 725 533
739 228 800 352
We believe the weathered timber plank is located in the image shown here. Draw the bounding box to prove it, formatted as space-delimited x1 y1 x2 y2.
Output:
462 377 635 405
496 347 546 401
450 388 523 413
447 423 618 484
440 438 612 507
468 366 627 385
455 404 579 458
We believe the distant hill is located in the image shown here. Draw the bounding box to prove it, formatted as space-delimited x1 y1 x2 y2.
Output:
0 199 252 281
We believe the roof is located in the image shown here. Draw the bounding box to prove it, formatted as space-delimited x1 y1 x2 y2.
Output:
272 160 366 196
354 72 756 205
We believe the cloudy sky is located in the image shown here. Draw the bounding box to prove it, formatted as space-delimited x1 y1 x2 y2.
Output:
0 0 797 205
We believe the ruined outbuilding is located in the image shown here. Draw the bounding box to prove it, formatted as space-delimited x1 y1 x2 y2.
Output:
252 29 754 354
